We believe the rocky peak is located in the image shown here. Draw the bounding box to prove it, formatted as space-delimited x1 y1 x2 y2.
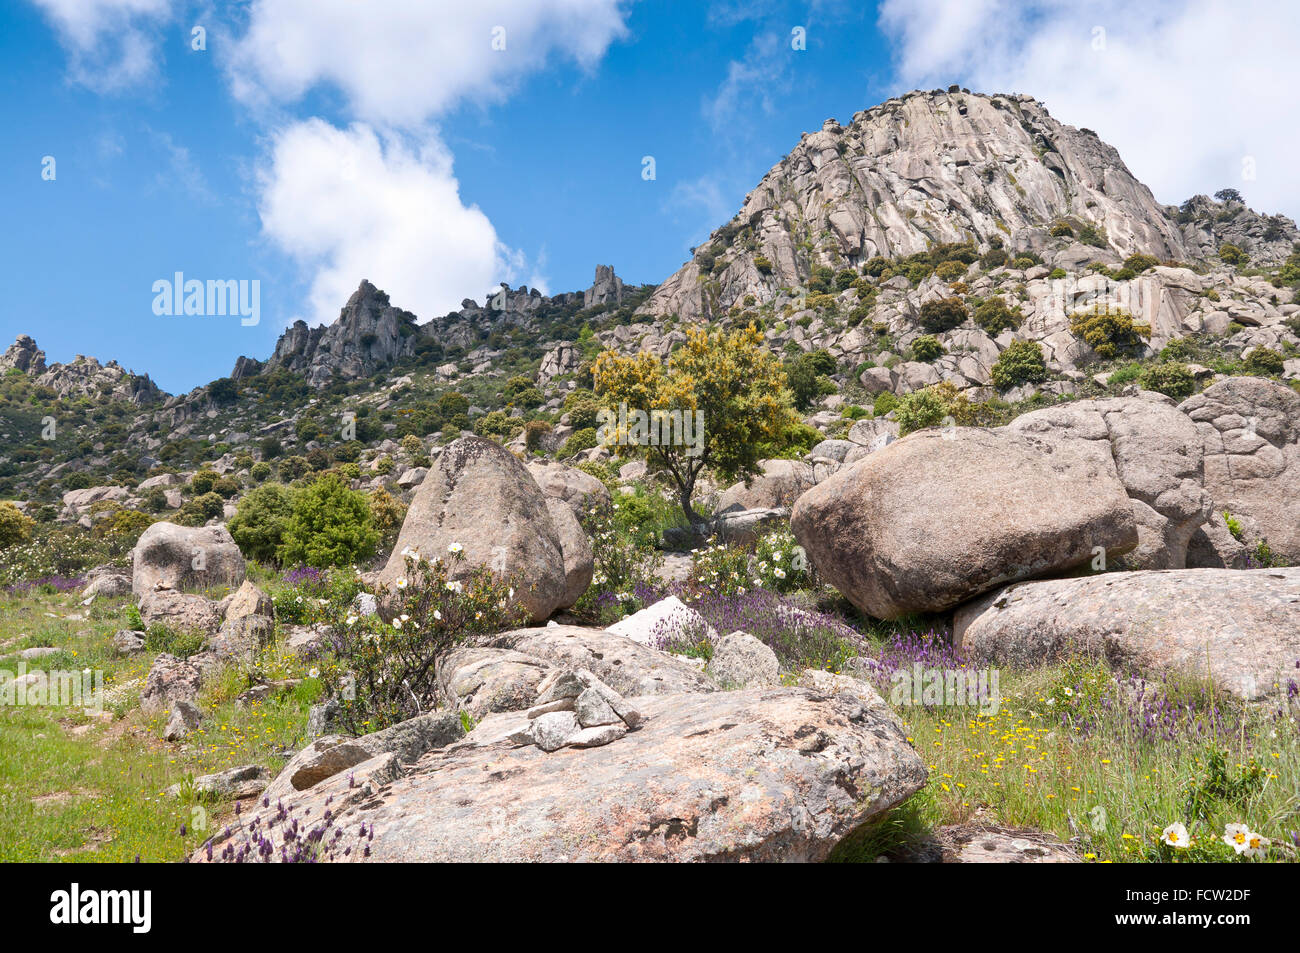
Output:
0 334 46 376
584 265 624 309
32 350 162 405
1172 194 1299 267
263 279 420 387
638 89 1236 321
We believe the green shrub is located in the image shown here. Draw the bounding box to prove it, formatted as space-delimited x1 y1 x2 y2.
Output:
1218 243 1247 266
753 255 773 275
320 553 529 734
228 483 296 564
368 487 406 549
277 474 380 569
177 491 224 526
558 427 599 460
1243 347 1285 375
1076 222 1108 248
873 391 899 416
563 390 601 430
1049 221 1074 237
1138 362 1195 399
524 419 552 452
189 469 219 495
990 340 1048 390
919 297 968 333
0 501 34 548
934 261 966 282
895 388 952 435
911 335 944 362
973 296 1022 335
1069 307 1152 359
278 456 310 482
980 247 1008 269
249 461 272 482
1123 253 1159 274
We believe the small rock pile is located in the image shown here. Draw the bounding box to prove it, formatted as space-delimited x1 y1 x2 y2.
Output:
509 669 643 752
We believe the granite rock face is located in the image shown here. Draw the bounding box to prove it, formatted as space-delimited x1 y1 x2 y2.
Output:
954 568 1300 701
641 90 1192 322
196 687 928 863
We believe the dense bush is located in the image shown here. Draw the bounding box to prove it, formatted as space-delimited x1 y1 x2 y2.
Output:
911 335 944 362
228 483 296 564
1243 347 1285 375
1123 253 1159 273
786 349 838 410
189 469 220 495
895 387 952 435
1218 243 1247 266
558 426 598 460
1069 307 1152 359
919 297 968 333
524 419 552 452
990 340 1048 390
563 390 601 430
1138 362 1196 398
368 487 406 550
973 296 1021 334
934 261 966 282
277 474 379 569
0 501 34 548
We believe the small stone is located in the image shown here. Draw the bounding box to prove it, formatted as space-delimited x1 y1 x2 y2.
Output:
568 723 628 748
530 711 580 752
575 687 621 728
164 699 203 742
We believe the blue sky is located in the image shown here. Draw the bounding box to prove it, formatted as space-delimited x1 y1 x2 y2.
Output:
3 0 1297 394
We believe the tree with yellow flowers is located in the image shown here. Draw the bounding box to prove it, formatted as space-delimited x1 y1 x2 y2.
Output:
591 324 798 524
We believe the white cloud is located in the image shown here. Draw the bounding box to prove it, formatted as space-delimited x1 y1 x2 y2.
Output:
228 0 630 127
231 0 630 324
704 31 789 133
30 0 174 90
257 120 511 327
878 0 1300 218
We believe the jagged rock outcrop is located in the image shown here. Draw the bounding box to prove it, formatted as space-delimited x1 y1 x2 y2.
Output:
26 349 162 405
0 335 46 375
264 279 419 387
1173 194 1299 267
584 264 624 308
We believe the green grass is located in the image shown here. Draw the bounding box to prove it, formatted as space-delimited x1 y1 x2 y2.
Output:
0 591 317 861
845 663 1300 863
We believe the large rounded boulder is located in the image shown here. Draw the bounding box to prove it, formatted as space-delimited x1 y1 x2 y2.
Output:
131 521 246 596
790 428 1137 618
379 437 567 622
1008 393 1211 569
